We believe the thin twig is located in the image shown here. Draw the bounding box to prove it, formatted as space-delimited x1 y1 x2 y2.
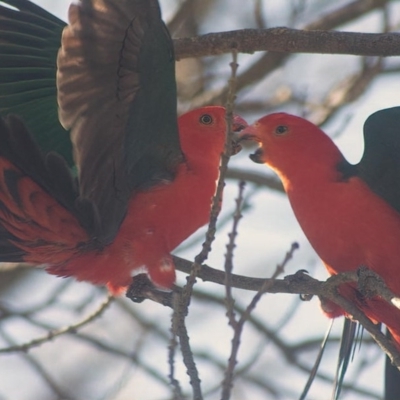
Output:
0 295 113 353
221 242 299 400
168 50 240 400
224 181 246 327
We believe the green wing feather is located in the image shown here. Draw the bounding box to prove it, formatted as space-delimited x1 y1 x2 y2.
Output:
0 1 73 165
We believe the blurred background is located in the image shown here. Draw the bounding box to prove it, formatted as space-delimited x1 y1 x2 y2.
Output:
1 0 400 399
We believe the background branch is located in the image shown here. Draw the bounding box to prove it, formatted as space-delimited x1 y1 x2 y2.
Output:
175 29 400 59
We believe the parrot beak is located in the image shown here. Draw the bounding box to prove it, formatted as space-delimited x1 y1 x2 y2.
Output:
249 147 265 164
231 115 248 155
237 124 265 164
237 124 260 142
232 115 248 133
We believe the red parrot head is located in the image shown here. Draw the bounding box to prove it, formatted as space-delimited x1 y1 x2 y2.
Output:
239 112 301 165
239 112 341 179
178 106 247 160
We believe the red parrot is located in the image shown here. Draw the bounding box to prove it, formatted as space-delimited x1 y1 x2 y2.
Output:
0 107 242 295
240 109 400 350
0 0 246 294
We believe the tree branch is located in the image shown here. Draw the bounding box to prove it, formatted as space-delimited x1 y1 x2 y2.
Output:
174 29 400 59
127 256 400 374
181 0 388 108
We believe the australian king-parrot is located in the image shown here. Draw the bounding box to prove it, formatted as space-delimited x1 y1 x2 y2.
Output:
240 108 400 398
0 0 245 294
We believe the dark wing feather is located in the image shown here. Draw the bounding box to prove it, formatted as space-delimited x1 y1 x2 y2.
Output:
354 107 400 398
57 0 183 245
356 107 400 213
0 115 95 230
0 0 73 165
0 114 96 262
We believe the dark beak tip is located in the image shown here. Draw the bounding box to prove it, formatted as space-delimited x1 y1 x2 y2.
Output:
249 148 264 164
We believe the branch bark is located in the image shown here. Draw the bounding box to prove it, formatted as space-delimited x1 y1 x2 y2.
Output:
174 29 400 59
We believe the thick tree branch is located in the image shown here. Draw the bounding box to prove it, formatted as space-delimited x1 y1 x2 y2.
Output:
128 256 400 370
174 29 400 59
174 0 389 60
182 0 388 108
182 259 400 370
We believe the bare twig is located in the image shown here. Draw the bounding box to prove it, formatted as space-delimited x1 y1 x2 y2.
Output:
0 295 113 353
168 51 240 400
224 181 246 327
221 242 299 399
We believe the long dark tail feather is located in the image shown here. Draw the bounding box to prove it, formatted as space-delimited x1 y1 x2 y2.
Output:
385 329 400 400
333 321 400 400
299 319 362 400
332 319 359 400
299 319 334 400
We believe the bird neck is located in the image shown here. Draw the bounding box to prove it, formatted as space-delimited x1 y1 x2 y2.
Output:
269 131 346 193
182 145 222 178
281 160 344 193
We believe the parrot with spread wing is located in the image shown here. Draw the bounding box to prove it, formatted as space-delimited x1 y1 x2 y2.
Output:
0 0 245 294
240 108 400 398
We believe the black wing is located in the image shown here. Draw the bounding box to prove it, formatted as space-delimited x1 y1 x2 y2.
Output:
0 0 73 165
57 0 183 245
356 106 400 213
341 106 400 398
0 114 97 261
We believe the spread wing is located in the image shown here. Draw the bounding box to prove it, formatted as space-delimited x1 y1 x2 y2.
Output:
0 0 73 165
57 0 183 245
356 106 400 213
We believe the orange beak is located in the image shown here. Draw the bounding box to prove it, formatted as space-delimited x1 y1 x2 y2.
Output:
237 124 260 142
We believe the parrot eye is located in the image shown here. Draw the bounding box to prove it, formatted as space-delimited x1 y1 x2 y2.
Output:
275 125 288 135
200 114 213 125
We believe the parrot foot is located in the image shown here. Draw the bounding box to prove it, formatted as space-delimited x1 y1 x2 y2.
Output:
355 266 400 312
126 273 176 307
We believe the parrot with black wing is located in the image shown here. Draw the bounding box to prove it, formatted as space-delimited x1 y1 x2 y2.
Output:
0 0 245 294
